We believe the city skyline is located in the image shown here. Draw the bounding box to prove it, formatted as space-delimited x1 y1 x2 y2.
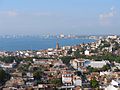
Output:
0 0 120 35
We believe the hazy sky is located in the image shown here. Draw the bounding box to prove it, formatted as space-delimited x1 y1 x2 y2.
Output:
0 0 120 35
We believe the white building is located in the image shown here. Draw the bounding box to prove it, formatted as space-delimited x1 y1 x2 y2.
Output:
33 59 52 65
105 80 120 90
100 71 112 76
88 61 108 68
62 71 73 86
111 80 120 87
0 60 17 68
0 64 13 68
70 59 109 69
107 35 117 39
105 85 119 90
60 34 65 38
62 70 82 90
73 75 82 86
70 59 84 71
84 50 90 56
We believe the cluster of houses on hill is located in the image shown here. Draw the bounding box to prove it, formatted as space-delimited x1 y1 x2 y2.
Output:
0 35 120 90
1 57 119 90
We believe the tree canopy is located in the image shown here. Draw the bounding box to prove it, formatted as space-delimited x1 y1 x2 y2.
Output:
90 78 99 88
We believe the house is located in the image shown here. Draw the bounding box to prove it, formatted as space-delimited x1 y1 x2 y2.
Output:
88 61 108 68
0 60 17 69
105 85 119 90
70 59 109 70
103 79 120 90
107 35 117 39
33 59 53 65
73 75 82 86
111 80 120 87
62 70 74 86
70 59 84 71
100 71 112 76
84 50 90 56
84 60 109 68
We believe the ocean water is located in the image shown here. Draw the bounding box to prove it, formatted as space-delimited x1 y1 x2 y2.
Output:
0 37 95 51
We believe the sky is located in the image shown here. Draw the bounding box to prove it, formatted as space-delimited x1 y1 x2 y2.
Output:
0 0 120 35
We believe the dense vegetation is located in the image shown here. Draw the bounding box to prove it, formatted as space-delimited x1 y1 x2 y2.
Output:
60 56 74 65
50 78 62 86
90 78 99 89
0 68 11 85
0 56 22 63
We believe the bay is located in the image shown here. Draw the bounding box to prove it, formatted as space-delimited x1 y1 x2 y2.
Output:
0 37 95 51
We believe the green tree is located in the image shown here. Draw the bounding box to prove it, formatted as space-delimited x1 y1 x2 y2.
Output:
76 71 82 76
0 68 11 84
0 69 6 82
50 78 62 86
90 78 99 89
18 64 30 72
101 64 111 71
87 66 99 73
33 70 42 80
74 49 80 58
60 56 74 65
0 56 22 63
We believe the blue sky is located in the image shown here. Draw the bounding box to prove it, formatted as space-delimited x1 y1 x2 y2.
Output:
0 0 120 35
